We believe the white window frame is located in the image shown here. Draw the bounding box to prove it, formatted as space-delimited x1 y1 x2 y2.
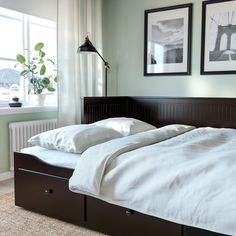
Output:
0 7 57 107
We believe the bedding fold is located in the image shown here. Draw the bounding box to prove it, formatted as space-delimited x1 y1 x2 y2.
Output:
69 125 236 236
69 124 195 195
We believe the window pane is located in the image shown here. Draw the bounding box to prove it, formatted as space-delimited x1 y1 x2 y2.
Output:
0 17 23 58
0 60 23 101
29 23 56 59
29 15 55 28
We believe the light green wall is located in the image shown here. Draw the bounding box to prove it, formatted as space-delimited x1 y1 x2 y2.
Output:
103 0 236 97
0 112 57 173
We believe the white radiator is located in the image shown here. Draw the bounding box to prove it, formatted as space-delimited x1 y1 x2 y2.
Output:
9 119 57 171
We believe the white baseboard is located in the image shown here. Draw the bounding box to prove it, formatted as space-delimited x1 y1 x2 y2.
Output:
0 171 14 181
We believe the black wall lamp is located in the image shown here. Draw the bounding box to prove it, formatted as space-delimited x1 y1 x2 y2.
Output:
77 36 110 96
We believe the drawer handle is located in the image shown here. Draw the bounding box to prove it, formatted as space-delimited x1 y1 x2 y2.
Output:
44 189 53 194
125 209 134 216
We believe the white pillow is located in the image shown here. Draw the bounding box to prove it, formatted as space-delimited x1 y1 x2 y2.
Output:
94 117 156 136
28 124 122 153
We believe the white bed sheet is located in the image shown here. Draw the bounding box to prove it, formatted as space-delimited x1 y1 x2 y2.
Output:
21 146 80 169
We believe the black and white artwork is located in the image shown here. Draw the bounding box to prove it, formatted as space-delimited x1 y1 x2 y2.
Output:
150 18 184 65
144 4 192 76
201 0 236 74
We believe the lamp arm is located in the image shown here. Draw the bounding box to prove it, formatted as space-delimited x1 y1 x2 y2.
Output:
94 48 109 96
87 37 110 69
95 49 110 69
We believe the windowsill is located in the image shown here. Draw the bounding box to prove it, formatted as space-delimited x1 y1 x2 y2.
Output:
0 105 57 115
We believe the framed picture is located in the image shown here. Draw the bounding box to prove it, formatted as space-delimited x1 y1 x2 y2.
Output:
144 4 192 76
201 0 236 74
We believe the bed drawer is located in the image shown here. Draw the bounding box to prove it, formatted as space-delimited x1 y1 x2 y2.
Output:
184 226 228 236
15 169 84 225
86 196 182 236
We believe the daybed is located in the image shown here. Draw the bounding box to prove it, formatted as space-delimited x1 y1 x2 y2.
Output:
14 96 236 236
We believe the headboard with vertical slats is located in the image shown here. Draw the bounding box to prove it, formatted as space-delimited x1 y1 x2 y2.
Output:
81 96 236 128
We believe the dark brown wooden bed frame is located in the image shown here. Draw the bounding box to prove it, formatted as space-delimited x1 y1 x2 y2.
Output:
15 96 236 236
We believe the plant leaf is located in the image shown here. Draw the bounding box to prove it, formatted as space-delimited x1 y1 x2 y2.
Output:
42 77 50 84
34 42 44 51
53 76 58 83
30 77 37 84
47 87 56 92
40 64 46 75
30 64 37 71
37 89 43 94
20 70 28 76
16 54 26 64
39 51 45 58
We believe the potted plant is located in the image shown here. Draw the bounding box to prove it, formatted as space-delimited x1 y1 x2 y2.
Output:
16 42 57 106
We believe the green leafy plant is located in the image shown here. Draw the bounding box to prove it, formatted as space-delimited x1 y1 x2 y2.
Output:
16 42 57 95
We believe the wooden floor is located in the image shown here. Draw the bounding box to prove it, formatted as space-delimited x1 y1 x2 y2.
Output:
0 178 14 196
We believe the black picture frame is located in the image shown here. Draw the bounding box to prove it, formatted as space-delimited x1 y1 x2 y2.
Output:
201 0 236 75
144 3 192 76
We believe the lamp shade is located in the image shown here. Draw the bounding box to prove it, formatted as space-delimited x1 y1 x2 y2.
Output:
77 36 96 54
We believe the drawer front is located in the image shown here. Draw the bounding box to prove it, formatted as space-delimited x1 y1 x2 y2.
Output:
15 169 84 225
86 196 182 236
184 226 228 236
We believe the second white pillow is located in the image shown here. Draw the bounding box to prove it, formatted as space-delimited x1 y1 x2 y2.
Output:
94 117 156 136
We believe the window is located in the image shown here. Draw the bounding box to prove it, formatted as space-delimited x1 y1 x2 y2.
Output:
0 7 57 106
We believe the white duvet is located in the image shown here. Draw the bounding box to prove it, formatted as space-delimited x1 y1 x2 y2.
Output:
69 125 236 236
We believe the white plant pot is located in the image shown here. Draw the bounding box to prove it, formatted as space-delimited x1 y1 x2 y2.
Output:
30 94 46 106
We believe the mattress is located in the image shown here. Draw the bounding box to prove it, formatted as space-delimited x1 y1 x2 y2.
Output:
21 146 80 169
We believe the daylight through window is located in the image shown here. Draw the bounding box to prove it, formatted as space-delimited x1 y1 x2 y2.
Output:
0 7 57 106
